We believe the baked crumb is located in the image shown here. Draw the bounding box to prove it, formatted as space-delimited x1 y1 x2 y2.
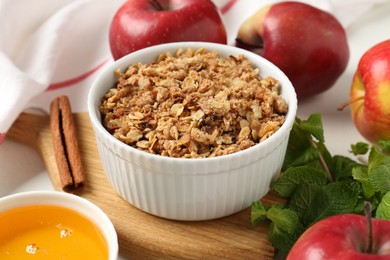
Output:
99 48 288 158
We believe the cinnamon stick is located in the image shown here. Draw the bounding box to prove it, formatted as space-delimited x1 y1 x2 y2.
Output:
50 95 86 192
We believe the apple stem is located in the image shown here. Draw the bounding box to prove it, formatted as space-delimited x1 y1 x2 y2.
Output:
337 96 364 111
364 201 373 254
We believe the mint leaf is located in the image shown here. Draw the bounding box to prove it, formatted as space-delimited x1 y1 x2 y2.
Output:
368 147 390 195
332 155 363 181
268 220 304 253
376 191 390 220
282 119 313 170
353 199 365 215
272 166 327 198
352 166 375 198
251 204 305 253
350 142 369 155
289 183 323 224
266 207 300 234
378 140 390 154
251 201 268 225
298 113 324 142
304 180 361 225
283 145 320 169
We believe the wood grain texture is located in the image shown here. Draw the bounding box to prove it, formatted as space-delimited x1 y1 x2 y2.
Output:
9 112 286 259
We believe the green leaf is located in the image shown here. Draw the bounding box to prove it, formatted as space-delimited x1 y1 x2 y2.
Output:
333 155 364 181
251 201 268 225
268 220 304 253
353 197 380 215
272 166 327 198
282 119 314 170
251 204 305 253
352 166 375 199
368 147 390 195
353 199 365 215
288 183 323 225
304 180 361 225
283 145 320 169
298 113 324 142
282 114 329 171
378 140 390 154
350 142 369 155
376 191 390 220
266 207 300 234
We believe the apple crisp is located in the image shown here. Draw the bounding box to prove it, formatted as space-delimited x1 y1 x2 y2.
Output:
99 48 288 158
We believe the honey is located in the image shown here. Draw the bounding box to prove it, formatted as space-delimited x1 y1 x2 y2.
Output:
0 205 108 259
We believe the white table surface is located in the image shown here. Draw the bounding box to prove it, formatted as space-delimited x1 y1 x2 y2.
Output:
1 3 390 259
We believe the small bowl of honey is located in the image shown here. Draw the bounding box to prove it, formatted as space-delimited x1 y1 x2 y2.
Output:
0 191 118 259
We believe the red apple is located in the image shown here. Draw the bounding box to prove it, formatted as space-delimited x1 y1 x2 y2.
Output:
109 0 227 60
236 2 349 99
349 40 390 143
287 214 390 260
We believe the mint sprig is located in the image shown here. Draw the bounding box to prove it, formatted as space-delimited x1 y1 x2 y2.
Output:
251 113 390 254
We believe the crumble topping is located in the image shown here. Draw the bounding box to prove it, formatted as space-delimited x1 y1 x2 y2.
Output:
99 48 288 158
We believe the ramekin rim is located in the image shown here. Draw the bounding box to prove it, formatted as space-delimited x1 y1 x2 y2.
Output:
88 41 297 163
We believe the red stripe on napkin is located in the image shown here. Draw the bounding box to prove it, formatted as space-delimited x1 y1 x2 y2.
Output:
46 58 110 91
220 0 238 14
44 1 238 92
0 133 5 144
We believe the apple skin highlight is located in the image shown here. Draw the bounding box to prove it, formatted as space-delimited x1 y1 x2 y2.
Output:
287 214 390 260
236 2 349 99
350 40 390 143
109 0 227 60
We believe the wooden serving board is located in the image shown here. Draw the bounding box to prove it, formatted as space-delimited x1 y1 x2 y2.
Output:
8 112 285 259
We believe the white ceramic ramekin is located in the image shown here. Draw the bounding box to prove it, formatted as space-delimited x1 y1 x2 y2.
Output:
0 191 118 259
88 42 297 221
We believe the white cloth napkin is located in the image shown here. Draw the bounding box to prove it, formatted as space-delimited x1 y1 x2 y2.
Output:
0 0 384 144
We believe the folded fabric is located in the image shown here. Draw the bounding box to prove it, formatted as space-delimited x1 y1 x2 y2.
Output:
0 0 381 144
